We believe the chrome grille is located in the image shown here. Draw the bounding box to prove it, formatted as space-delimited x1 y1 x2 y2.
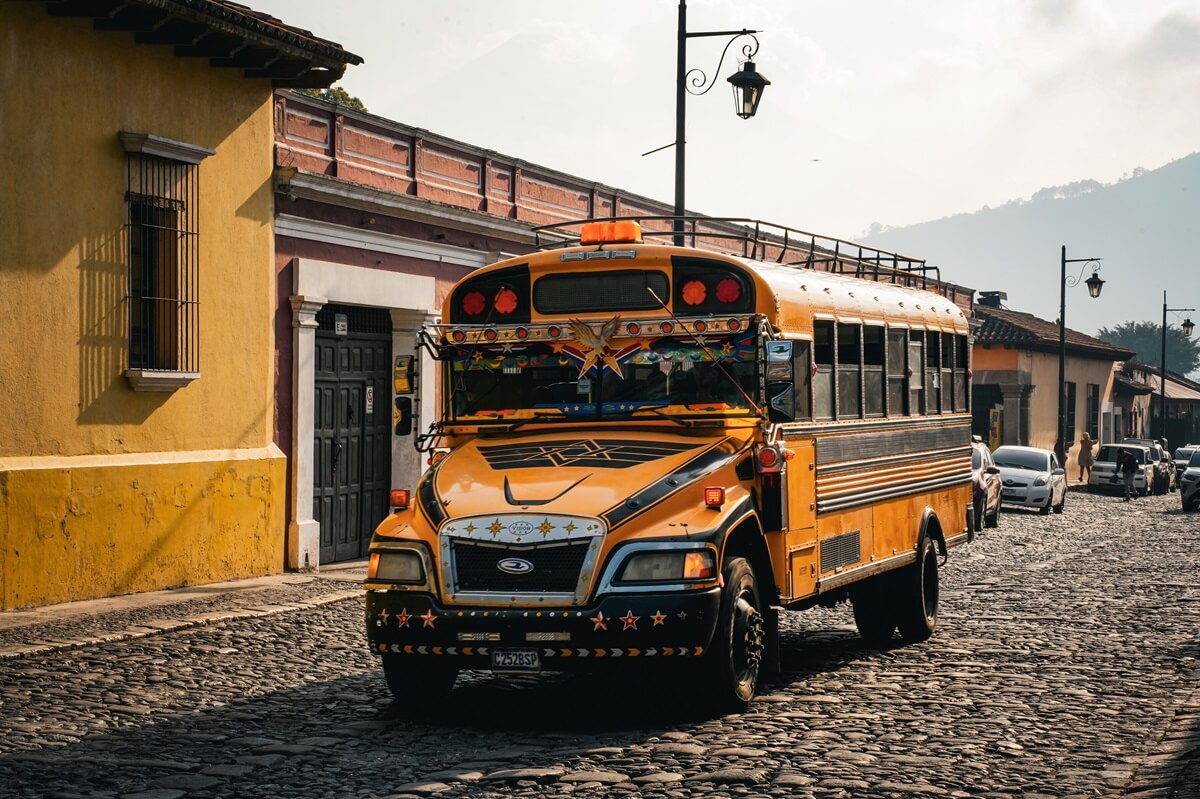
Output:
451 539 590 593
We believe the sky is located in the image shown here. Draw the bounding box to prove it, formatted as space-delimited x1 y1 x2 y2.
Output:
253 0 1200 241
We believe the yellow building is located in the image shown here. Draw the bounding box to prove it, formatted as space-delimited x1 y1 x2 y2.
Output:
0 1 360 609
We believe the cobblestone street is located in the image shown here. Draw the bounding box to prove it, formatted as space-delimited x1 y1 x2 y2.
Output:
1 489 1197 799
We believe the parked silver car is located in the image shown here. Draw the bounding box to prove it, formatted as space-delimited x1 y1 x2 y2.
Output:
1123 438 1175 494
1174 446 1198 479
992 445 1067 515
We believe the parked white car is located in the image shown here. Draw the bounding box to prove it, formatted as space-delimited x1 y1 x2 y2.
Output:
992 445 1068 515
1089 443 1154 498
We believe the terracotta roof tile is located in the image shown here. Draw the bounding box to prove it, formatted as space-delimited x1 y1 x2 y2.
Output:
973 305 1135 360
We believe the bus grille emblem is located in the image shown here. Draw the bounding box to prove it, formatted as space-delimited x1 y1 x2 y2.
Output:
497 558 535 575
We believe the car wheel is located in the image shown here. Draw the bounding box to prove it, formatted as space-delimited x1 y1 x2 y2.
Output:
702 556 765 713
1053 491 1065 514
895 536 939 644
1039 499 1051 515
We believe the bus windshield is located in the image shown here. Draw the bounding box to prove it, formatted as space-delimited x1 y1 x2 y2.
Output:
448 329 759 423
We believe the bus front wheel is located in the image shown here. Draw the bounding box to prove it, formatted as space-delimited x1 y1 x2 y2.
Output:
895 536 939 644
703 556 765 713
381 654 458 712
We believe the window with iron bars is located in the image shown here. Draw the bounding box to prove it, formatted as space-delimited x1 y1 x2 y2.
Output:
120 132 213 391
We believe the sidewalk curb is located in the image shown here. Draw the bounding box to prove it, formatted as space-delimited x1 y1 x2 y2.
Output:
0 589 363 661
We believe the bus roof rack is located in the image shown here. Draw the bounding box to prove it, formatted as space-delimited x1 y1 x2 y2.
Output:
531 215 942 293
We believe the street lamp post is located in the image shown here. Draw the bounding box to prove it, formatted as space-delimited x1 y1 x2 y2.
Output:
672 0 769 245
1158 291 1196 442
1057 245 1105 467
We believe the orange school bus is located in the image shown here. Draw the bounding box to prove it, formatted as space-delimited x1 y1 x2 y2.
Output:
365 217 973 711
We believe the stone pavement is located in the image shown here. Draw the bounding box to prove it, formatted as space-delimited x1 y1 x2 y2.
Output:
0 561 367 660
2 495 1199 798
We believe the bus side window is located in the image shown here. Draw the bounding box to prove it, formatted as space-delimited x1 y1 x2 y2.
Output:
908 330 925 415
954 334 970 412
863 325 885 417
813 321 834 420
793 340 812 420
925 331 941 413
941 332 954 413
837 322 862 419
886 328 908 416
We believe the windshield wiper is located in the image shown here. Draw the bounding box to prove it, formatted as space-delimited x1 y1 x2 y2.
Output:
624 404 694 428
503 413 565 432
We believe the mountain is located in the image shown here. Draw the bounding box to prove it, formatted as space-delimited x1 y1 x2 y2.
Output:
860 154 1200 354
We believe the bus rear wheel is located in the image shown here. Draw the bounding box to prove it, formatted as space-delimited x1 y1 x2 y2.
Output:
851 577 897 647
703 557 765 713
895 536 939 644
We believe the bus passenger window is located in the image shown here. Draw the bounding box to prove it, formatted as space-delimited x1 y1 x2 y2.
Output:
837 323 862 419
863 326 885 417
954 334 970 412
908 331 925 414
813 321 834 420
793 340 812 420
941 333 954 414
925 331 941 413
886 328 908 416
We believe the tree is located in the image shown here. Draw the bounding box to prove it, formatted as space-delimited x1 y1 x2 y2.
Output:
1097 321 1200 377
299 85 367 112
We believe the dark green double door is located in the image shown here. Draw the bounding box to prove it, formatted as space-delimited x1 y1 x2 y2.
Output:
314 306 392 563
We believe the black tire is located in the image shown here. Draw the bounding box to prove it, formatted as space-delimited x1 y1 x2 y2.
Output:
1053 492 1065 514
895 536 939 644
985 501 1000 529
851 577 896 647
1039 499 1051 515
382 654 458 712
703 557 766 713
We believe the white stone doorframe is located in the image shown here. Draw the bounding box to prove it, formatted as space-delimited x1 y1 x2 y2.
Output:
288 258 437 571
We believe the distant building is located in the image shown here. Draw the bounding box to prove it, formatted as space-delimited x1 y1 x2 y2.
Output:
970 303 1134 482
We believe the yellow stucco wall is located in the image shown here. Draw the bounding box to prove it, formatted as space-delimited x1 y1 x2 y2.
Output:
0 6 285 608
0 450 285 608
1027 352 1118 481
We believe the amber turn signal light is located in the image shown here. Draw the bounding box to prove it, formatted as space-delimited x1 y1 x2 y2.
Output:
390 489 410 510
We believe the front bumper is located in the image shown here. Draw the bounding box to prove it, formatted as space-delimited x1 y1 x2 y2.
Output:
1000 484 1053 509
365 588 721 668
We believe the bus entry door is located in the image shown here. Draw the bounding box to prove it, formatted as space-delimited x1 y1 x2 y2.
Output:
783 438 817 601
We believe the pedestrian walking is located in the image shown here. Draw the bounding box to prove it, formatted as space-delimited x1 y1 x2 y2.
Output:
1077 432 1095 483
1117 447 1138 501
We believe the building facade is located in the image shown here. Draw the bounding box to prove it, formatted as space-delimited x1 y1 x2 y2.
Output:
0 1 358 609
970 304 1134 482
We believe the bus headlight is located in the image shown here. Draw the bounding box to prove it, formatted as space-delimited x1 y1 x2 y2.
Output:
619 550 715 583
368 550 425 583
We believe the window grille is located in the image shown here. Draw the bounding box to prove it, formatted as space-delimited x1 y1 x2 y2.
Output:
120 132 213 387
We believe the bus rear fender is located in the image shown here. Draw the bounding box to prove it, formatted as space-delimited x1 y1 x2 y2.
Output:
919 507 948 564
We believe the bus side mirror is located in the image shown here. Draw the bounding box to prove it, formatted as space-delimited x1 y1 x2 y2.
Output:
394 396 413 436
765 340 796 423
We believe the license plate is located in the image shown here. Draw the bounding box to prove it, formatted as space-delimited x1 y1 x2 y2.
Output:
1002 490 1018 498
491 648 540 672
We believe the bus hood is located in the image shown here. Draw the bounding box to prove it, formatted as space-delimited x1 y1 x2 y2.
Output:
419 429 750 531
